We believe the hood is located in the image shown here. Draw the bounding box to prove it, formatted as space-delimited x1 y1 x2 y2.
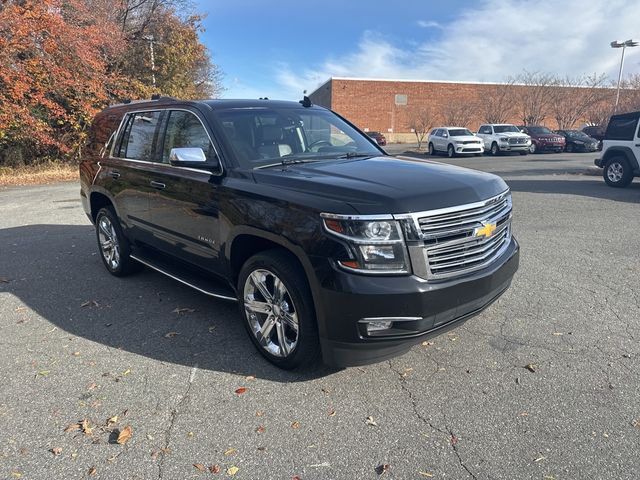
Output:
496 132 528 138
451 135 482 142
252 156 508 215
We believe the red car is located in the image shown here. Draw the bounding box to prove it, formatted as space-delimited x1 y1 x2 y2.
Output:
518 126 565 153
366 131 387 146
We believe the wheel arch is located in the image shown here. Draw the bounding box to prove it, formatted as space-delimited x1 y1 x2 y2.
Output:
602 146 639 170
89 190 115 222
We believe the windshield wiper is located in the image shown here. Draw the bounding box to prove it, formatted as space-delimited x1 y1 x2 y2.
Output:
335 152 376 159
255 158 320 169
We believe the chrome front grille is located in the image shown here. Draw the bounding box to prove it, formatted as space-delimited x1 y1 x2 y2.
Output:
508 137 527 144
413 191 512 280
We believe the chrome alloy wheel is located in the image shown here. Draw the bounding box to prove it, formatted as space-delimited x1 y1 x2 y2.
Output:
243 269 299 357
97 215 121 270
607 162 624 183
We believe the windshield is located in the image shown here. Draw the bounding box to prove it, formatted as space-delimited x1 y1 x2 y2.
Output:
448 128 474 137
212 107 381 168
493 125 521 133
527 126 553 135
566 130 589 138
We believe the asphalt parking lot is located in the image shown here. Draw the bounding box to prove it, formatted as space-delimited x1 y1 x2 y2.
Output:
1 151 639 480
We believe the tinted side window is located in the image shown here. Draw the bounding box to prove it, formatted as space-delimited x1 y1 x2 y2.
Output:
162 110 216 164
606 116 639 141
118 111 162 161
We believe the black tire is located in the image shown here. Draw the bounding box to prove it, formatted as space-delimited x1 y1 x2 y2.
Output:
428 143 435 156
519 151 528 156
490 142 499 156
603 157 633 188
238 249 320 370
95 207 139 277
447 144 455 158
566 143 574 153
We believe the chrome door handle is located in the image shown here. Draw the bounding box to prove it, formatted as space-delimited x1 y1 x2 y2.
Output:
150 181 166 190
109 171 121 179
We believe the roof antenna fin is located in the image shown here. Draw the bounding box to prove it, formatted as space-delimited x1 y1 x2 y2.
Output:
299 94 312 108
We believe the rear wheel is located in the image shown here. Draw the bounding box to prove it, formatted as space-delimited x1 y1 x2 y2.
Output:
490 142 499 156
238 249 320 369
95 207 139 276
603 157 633 188
428 143 435 156
447 144 455 158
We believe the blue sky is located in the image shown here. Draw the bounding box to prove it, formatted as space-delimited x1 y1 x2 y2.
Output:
196 0 640 100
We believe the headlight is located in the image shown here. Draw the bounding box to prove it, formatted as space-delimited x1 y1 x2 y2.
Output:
499 137 509 142
321 214 410 273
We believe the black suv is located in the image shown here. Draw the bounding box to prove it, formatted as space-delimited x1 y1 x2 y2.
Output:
80 97 519 369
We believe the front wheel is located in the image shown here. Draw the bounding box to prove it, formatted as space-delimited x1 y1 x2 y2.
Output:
603 157 633 188
238 250 320 369
95 207 139 277
490 142 499 156
428 143 435 156
447 144 455 158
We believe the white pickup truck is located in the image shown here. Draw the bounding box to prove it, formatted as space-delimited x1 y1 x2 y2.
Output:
477 124 531 156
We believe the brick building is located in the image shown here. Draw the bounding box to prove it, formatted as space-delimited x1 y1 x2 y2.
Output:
308 77 602 143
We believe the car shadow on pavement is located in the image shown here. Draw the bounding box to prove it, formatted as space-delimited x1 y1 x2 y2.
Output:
0 224 339 382
505 178 640 203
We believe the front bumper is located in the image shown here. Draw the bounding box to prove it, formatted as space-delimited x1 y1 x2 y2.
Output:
316 237 520 367
454 144 484 154
536 142 565 151
498 143 529 151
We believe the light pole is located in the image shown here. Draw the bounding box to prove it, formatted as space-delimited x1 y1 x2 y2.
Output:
611 39 639 112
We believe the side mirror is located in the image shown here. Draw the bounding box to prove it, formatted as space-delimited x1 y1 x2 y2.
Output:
169 147 220 172
443 133 448 138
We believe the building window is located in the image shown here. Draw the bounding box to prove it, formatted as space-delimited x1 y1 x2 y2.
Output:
395 94 408 106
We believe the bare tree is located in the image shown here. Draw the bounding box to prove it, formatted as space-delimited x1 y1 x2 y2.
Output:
617 73 640 113
549 73 609 129
407 105 438 150
476 80 517 124
440 97 474 127
513 70 556 125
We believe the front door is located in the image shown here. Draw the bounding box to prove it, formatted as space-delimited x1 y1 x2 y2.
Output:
147 109 224 273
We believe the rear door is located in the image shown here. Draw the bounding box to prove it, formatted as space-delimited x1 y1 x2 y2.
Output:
146 108 225 273
101 110 164 242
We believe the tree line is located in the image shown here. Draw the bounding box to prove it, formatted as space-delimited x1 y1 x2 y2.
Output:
0 0 223 166
408 71 640 149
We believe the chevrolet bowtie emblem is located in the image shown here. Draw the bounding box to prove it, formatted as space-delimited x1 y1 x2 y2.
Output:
475 222 497 239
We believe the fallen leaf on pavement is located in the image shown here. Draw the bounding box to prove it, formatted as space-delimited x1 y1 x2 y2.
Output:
81 300 99 308
172 307 195 314
209 464 221 474
224 448 237 456
121 369 131 376
256 410 264 417
245 375 256 381
524 364 537 373
419 472 433 478
292 476 302 480
534 455 546 462
227 466 239 476
116 425 132 444
291 421 300 429
50 447 62 456
365 416 378 427
35 370 50 378
235 387 247 395
450 434 458 446
64 423 81 433
0 277 10 283
328 410 336 417
374 464 390 475
421 341 434 347
88 467 97 476
193 463 206 471
10 472 22 478
164 331 179 338
256 425 265 433
107 415 118 426
81 419 93 435
632 419 640 429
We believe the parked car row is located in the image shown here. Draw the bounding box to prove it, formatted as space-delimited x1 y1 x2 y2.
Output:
426 123 601 157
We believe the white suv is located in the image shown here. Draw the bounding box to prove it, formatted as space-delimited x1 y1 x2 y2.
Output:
594 111 640 187
477 124 531 156
427 127 484 157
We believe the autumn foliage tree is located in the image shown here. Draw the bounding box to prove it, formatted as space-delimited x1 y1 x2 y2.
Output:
0 0 222 166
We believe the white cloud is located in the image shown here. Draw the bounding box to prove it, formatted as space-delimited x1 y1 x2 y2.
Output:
275 0 640 99
416 20 442 29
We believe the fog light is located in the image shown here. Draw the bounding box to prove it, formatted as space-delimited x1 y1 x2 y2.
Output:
366 320 393 334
